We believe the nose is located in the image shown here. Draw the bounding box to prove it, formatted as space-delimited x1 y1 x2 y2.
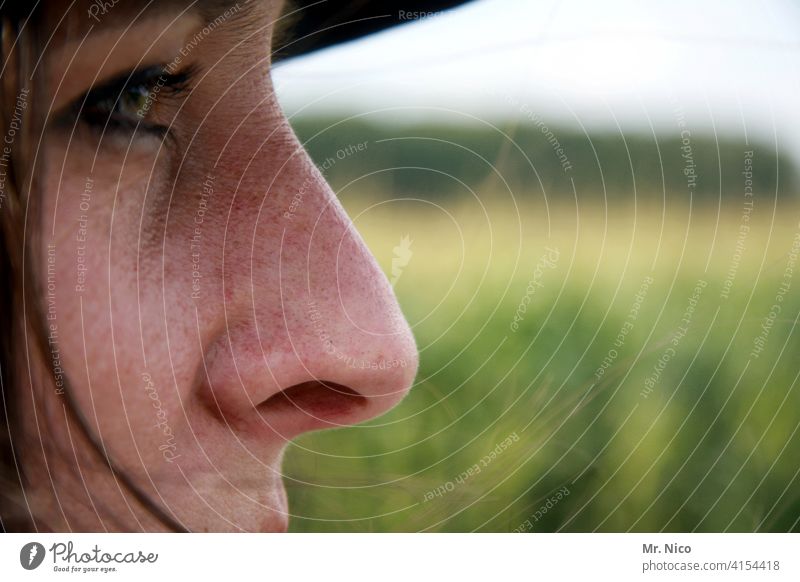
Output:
199 124 419 441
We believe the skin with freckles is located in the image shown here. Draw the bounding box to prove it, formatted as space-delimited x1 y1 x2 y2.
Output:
17 0 418 532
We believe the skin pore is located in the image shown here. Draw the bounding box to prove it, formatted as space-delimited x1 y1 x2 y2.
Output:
18 0 418 532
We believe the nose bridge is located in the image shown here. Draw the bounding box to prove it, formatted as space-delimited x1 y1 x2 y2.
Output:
274 150 419 398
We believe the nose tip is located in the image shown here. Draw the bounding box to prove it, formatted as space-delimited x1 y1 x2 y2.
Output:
201 312 418 441
263 300 419 438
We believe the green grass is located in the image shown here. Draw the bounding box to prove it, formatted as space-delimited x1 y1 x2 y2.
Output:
284 194 800 532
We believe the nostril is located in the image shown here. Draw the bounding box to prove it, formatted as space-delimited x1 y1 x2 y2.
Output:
260 381 367 420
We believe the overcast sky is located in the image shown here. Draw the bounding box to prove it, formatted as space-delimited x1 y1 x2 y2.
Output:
273 0 800 160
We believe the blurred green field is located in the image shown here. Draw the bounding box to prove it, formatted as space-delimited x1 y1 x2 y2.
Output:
283 118 800 532
284 194 800 532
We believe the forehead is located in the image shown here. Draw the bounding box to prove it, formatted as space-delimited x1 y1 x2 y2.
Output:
40 0 276 41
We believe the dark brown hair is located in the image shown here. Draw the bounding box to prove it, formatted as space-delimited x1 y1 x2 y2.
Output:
0 4 186 532
0 4 43 531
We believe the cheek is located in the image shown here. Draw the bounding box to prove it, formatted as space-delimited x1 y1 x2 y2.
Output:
35 113 309 470
38 139 201 472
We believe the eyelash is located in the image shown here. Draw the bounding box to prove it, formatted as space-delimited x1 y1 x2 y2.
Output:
74 65 194 137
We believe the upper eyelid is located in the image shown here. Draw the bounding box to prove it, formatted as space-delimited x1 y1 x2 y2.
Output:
51 64 194 126
48 64 195 133
81 66 164 103
82 65 191 107
47 63 156 124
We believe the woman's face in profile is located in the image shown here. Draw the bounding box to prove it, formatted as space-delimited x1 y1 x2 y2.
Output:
26 0 418 531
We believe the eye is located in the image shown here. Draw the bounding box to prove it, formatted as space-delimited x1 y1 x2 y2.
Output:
74 65 193 136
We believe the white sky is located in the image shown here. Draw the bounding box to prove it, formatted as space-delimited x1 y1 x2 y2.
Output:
273 0 800 160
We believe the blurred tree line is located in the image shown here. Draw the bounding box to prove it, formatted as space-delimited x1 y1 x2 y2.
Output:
289 116 797 201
